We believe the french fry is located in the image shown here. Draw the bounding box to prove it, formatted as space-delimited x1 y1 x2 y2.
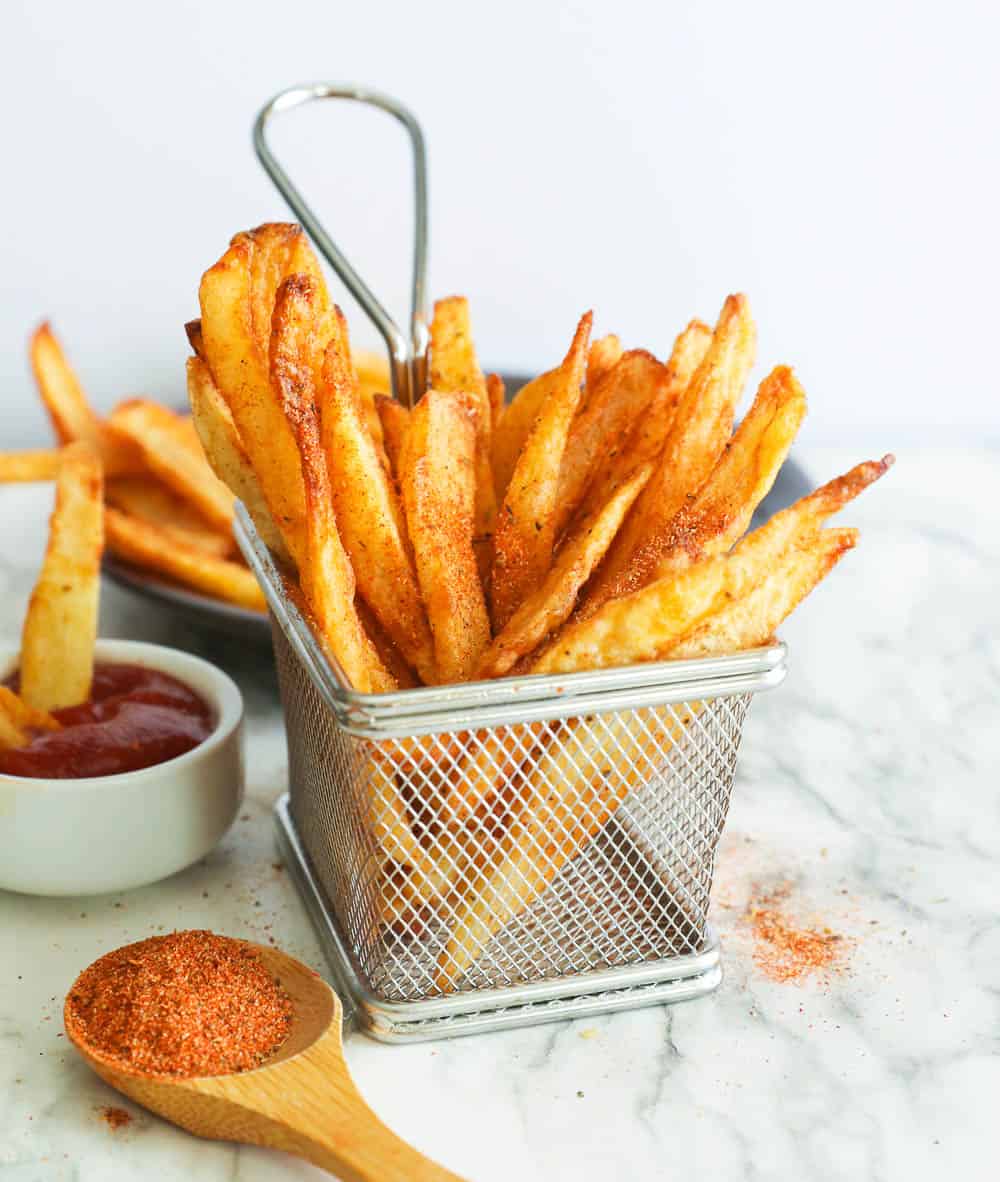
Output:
486 373 506 434
399 388 490 683
354 349 390 453
105 476 233 559
199 227 321 567
29 323 143 477
475 463 652 679
429 297 496 576
268 275 393 692
491 368 558 504
572 319 711 527
105 508 266 612
552 349 671 539
0 450 61 483
356 598 419 689
317 311 436 683
184 318 206 362
108 399 235 531
585 295 756 611
434 710 656 991
374 395 410 478
583 333 623 408
20 442 103 711
186 356 292 565
490 312 592 630
0 686 61 751
534 457 892 675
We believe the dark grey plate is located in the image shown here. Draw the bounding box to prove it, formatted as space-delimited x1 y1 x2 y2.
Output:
101 378 811 641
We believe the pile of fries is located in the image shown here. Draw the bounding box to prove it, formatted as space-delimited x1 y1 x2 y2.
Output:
190 223 891 694
0 322 391 616
0 442 104 748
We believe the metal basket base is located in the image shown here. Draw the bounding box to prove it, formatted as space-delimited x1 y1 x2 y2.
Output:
274 794 723 1044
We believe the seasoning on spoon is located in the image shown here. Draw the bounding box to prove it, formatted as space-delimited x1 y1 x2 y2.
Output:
65 931 292 1078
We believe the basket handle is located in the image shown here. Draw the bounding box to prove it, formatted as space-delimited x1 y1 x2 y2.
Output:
253 82 429 407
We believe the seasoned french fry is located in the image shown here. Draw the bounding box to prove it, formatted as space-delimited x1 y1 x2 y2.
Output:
583 333 623 410
317 312 435 683
29 323 143 476
585 295 756 611
356 598 419 689
105 475 233 559
429 297 496 576
184 318 207 363
646 366 807 578
0 450 61 483
534 457 892 675
268 275 393 692
108 399 235 531
374 395 410 479
573 319 711 527
490 312 592 630
20 443 103 711
0 686 60 751
399 388 490 683
105 508 266 613
199 227 321 567
434 710 654 991
491 368 558 504
186 356 291 565
487 373 506 434
475 463 652 679
553 349 671 539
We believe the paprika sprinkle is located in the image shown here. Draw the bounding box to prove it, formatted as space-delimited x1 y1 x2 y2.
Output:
64 931 292 1079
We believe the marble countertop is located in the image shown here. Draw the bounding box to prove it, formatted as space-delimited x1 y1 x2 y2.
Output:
2 447 997 1181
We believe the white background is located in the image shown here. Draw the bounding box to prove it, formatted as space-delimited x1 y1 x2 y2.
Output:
2 0 997 449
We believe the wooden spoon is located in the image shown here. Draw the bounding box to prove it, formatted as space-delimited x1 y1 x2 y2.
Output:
65 943 465 1181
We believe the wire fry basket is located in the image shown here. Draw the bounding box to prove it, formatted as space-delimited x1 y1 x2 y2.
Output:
237 510 785 1042
244 83 787 1040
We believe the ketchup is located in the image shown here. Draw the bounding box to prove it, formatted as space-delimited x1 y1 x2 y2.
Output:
0 664 215 779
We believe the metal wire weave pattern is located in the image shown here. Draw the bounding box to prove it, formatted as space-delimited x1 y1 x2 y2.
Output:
273 622 751 1005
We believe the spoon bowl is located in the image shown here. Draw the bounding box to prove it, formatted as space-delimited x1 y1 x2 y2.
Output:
66 942 464 1181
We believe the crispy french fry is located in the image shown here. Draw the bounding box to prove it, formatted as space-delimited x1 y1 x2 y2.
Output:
573 319 711 527
374 395 410 479
108 399 235 531
105 475 233 559
0 686 61 750
487 373 506 434
184 318 206 362
491 312 592 630
646 365 807 577
475 462 652 679
186 356 291 565
399 388 490 683
586 295 756 611
0 450 61 483
534 457 892 675
317 313 436 683
20 442 103 711
199 227 321 567
352 349 390 455
429 297 496 576
434 711 655 991
29 323 143 477
356 598 419 689
491 368 557 504
105 508 266 612
268 275 393 692
584 333 623 406
553 349 671 539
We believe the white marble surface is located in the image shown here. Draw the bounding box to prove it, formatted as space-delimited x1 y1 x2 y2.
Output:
2 447 997 1181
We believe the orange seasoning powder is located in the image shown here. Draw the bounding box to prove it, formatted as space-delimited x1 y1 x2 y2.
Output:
65 931 292 1078
748 885 850 984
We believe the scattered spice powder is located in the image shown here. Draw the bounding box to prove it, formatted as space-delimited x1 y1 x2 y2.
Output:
65 931 292 1079
748 884 850 984
99 1106 132 1132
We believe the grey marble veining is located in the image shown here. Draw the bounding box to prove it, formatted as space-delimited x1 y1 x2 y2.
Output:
1 447 997 1181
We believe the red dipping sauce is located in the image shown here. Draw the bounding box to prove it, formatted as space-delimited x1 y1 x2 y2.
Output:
0 664 215 779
